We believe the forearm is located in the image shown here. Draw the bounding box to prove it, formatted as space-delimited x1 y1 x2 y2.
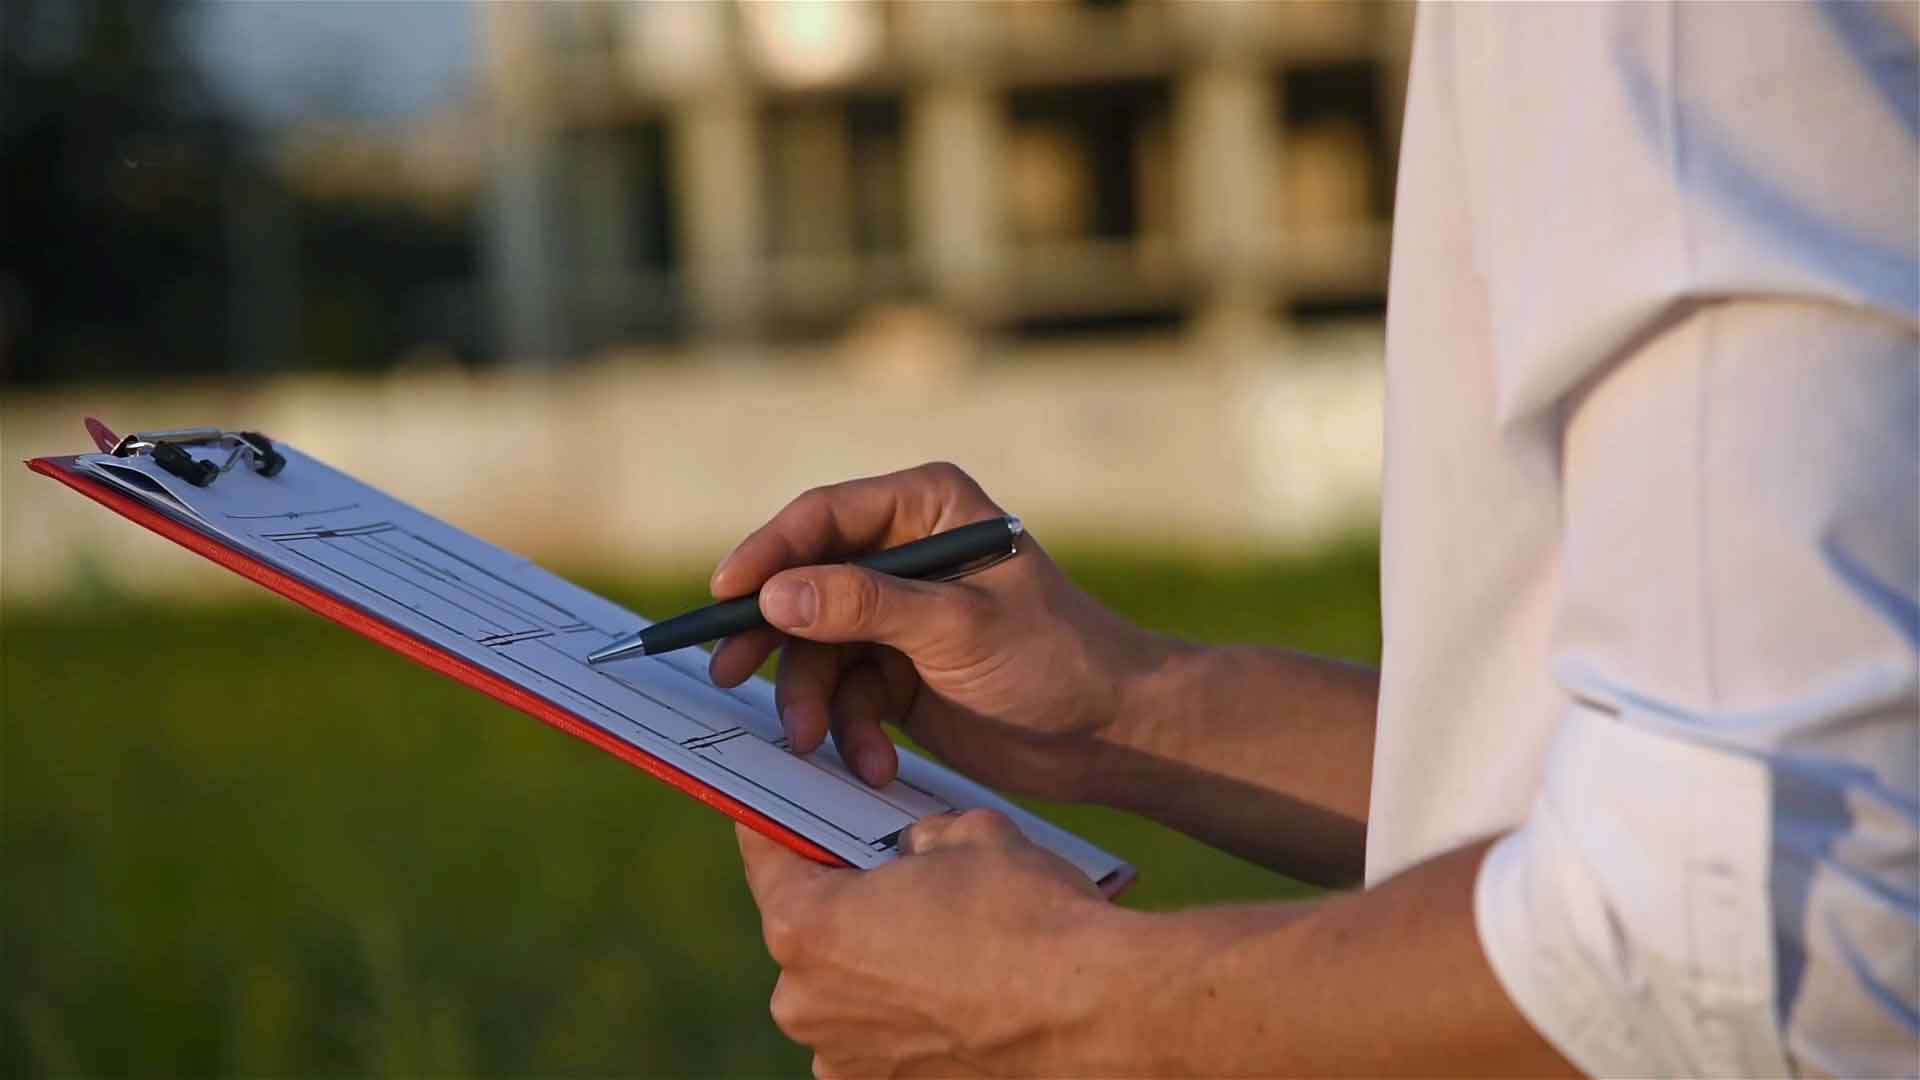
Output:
1046 838 1576 1077
1090 639 1378 885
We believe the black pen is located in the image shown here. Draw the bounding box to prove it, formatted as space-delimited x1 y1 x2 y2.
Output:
586 515 1025 664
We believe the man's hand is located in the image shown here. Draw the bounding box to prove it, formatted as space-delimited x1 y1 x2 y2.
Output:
739 820 1577 1077
710 462 1382 885
707 462 1157 799
737 813 1117 1079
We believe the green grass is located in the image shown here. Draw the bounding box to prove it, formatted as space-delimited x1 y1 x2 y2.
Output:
2 541 1379 1076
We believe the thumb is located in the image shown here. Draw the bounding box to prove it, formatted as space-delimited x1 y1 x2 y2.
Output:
759 565 988 656
898 809 1023 855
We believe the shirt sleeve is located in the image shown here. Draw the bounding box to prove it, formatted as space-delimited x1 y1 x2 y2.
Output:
1472 300 1919 1078
1447 4 1919 1075
1451 4 1920 1068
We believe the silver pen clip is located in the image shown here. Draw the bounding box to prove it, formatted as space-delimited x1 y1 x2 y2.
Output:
926 516 1023 582
926 545 1019 582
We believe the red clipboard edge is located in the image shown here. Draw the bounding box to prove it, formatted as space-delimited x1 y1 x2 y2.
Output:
28 456 1138 900
26 455 847 869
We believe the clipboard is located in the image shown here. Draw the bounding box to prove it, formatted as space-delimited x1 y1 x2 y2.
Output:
28 421 1135 897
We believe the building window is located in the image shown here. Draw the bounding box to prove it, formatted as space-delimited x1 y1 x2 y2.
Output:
1005 80 1171 248
1279 61 1390 228
761 94 905 259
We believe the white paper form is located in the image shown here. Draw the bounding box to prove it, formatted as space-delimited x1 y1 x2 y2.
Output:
76 444 1132 885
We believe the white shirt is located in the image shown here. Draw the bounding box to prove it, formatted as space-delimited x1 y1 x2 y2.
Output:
1371 4 1918 1077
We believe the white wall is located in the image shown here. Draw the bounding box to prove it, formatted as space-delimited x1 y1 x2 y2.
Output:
1 330 1382 605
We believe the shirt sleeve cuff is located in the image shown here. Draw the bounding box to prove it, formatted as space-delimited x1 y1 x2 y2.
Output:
1472 701 1796 1078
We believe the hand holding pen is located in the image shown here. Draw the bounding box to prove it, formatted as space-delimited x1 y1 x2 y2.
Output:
589 515 1025 663
639 462 1158 791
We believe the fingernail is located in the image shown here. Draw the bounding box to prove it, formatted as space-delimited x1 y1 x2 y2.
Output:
856 743 891 787
761 578 816 629
709 545 740 592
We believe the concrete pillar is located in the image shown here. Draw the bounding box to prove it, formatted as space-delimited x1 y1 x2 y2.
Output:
1173 56 1278 340
484 121 566 364
907 80 1003 322
899 1 1001 324
671 91 764 338
480 4 567 364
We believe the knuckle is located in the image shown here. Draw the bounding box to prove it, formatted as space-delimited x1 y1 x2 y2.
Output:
813 1054 865 1080
769 976 809 1040
792 486 833 515
952 808 1016 842
829 569 884 632
781 487 838 541
760 908 809 966
900 815 944 854
917 460 991 504
812 1056 866 1080
918 460 967 485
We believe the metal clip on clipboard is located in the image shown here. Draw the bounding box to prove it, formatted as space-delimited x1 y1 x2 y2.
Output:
101 426 287 487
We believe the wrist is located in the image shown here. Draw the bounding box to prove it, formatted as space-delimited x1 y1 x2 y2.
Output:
1017 897 1165 1072
1077 632 1209 809
1038 898 1318 1076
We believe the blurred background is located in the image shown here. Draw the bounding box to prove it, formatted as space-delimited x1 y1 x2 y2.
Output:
3 1 1406 1073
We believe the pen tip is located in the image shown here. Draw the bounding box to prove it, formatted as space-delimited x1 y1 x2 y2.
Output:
587 636 649 665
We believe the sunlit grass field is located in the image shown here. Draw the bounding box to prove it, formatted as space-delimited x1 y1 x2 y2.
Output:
3 542 1380 1076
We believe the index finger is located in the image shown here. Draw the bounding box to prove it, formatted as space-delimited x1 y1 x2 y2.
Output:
711 463 1001 599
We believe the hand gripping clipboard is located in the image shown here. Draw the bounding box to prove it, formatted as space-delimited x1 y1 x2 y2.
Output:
28 420 1135 897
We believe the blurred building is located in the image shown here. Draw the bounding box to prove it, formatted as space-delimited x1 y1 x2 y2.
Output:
478 1 1412 362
